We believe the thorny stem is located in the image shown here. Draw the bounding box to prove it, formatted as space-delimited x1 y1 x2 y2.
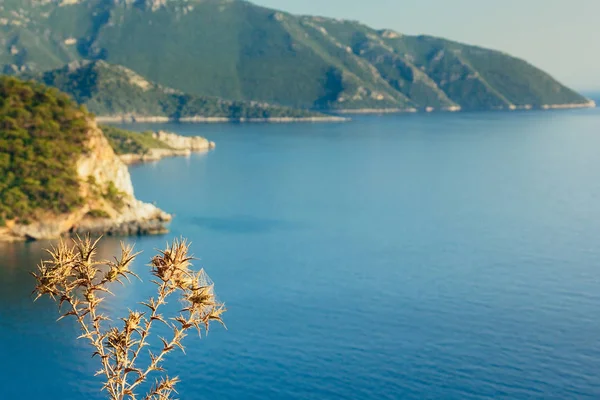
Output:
66 297 118 399
124 282 172 394
128 323 180 394
80 249 124 399
89 296 120 397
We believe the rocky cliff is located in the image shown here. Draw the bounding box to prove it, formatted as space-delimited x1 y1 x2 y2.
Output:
0 120 172 241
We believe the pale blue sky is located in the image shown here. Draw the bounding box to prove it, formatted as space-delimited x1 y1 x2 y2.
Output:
253 0 600 91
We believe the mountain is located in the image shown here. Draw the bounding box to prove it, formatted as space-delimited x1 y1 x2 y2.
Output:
0 76 170 241
0 0 594 111
25 60 336 121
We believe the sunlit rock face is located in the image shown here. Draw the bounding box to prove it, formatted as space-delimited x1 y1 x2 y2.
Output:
4 120 171 241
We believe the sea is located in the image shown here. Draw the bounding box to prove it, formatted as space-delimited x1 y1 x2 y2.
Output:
2 99 600 399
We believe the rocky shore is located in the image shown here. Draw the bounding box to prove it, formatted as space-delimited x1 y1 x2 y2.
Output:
70 200 172 237
335 101 595 115
334 108 417 114
119 130 216 164
335 107 460 114
0 121 175 242
1 201 171 242
96 115 348 123
541 100 596 109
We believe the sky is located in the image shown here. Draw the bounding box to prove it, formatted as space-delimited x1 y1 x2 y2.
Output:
253 0 600 91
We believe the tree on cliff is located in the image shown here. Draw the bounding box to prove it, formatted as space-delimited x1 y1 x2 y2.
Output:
0 77 89 223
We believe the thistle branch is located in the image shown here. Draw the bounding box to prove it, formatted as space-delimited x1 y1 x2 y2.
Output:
32 236 225 400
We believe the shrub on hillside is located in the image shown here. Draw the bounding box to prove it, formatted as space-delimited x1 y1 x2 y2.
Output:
0 77 89 222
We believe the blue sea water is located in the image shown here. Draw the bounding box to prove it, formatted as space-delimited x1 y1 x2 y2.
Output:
2 106 600 399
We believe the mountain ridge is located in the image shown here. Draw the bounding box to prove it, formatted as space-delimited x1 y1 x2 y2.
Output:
0 0 594 111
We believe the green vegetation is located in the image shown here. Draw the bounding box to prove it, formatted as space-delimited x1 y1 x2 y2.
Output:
0 76 89 222
102 181 126 210
102 124 172 155
1 0 591 111
26 61 328 119
85 209 110 218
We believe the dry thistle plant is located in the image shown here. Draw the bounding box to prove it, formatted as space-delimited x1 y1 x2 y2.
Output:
32 236 226 400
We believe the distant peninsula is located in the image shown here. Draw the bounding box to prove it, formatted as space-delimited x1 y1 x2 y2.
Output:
24 61 347 123
103 125 216 164
1 0 595 113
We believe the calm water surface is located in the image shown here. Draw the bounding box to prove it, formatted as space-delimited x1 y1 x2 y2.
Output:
2 107 600 399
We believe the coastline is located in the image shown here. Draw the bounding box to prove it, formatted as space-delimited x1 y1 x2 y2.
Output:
0 204 172 243
335 108 418 115
94 101 596 123
0 127 212 242
333 101 596 115
96 115 349 123
541 100 597 109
